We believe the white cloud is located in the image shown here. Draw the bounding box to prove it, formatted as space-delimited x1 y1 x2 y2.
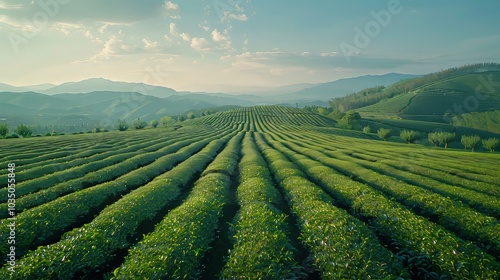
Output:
190 37 210 52
98 22 129 34
0 15 22 28
163 34 173 42
180 33 190 41
301 51 312 56
84 35 136 62
143 38 159 50
52 22 83 36
163 1 179 11
0 1 23 9
223 12 249 22
211 29 232 50
320 52 339 57
169 22 178 36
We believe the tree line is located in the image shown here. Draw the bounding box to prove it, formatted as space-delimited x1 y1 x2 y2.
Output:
371 127 499 152
329 63 500 112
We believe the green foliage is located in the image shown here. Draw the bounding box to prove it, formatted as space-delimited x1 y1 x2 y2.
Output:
428 131 455 148
160 115 173 126
461 135 481 152
14 124 32 138
440 132 455 149
363 125 371 133
336 110 362 130
400 130 421 144
222 135 296 279
114 134 241 279
330 63 500 113
327 109 345 121
132 118 147 129
150 119 159 128
177 115 186 122
0 123 8 138
428 132 440 146
377 128 391 141
303 106 332 116
482 137 500 152
5 133 19 139
186 112 195 119
453 110 500 134
117 119 128 131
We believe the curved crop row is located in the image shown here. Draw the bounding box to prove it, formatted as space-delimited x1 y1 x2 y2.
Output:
283 129 500 209
276 134 500 257
261 134 499 279
0 130 232 262
2 133 235 279
0 129 173 185
221 133 297 279
0 129 217 214
113 132 243 279
254 133 408 279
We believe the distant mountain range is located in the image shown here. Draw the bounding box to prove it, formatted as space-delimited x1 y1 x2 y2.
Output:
290 73 419 99
0 73 419 131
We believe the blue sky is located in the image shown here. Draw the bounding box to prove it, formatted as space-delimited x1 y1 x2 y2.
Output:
1 0 499 92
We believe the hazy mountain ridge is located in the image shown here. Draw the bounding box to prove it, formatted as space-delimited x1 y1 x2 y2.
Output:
0 73 420 130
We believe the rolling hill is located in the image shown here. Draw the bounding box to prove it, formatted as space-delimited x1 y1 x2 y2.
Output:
291 73 418 99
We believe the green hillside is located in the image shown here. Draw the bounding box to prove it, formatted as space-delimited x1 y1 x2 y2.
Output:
333 64 500 134
332 63 500 117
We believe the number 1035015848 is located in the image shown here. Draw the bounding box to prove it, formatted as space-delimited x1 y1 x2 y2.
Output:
7 163 16 213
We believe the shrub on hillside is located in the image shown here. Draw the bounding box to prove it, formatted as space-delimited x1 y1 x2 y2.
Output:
400 130 421 144
461 135 481 152
482 137 499 152
14 124 32 138
377 128 391 141
150 120 159 128
132 118 147 129
117 119 129 131
0 123 8 138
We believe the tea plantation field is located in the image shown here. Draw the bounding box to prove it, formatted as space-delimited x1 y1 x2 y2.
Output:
0 106 499 279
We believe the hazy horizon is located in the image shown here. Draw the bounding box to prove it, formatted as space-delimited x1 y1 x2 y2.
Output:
1 0 499 92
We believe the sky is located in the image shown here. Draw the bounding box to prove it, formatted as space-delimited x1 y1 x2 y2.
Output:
1 0 499 92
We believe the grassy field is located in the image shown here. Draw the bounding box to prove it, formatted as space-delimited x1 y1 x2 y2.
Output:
0 106 499 279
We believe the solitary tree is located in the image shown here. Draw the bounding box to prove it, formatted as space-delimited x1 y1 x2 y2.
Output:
482 137 500 152
150 120 159 128
337 110 361 130
132 118 147 129
160 116 173 127
363 125 371 134
187 112 195 120
14 124 32 138
428 132 440 147
377 128 391 141
117 119 129 131
461 135 481 152
400 130 421 144
440 132 455 149
0 123 8 138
